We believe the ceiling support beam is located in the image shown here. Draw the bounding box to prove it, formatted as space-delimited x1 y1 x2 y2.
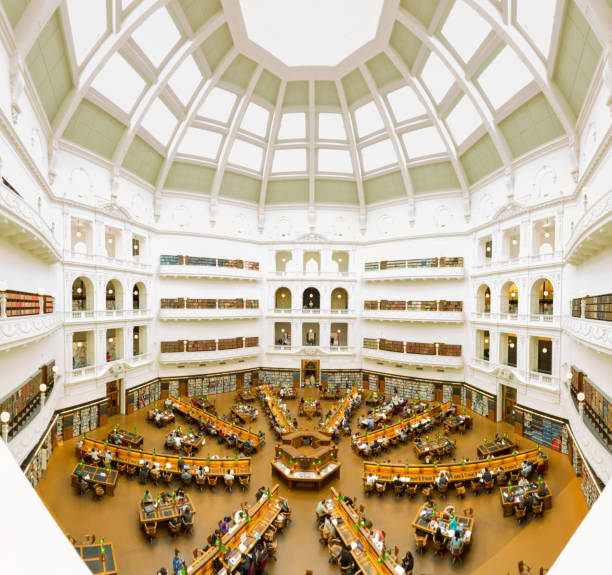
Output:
257 80 287 232
307 79 316 230
13 0 61 61
359 64 416 223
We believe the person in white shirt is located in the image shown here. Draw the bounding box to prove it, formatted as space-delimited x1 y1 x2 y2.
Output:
234 509 246 524
365 474 376 486
224 471 234 482
174 436 181 449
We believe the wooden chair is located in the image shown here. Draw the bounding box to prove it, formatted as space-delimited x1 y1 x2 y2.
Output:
433 537 446 557
421 484 434 501
263 526 277 542
116 462 127 473
208 476 218 489
463 507 474 517
169 520 182 537
126 465 137 478
532 500 544 518
84 534 96 544
266 539 278 561
406 483 418 498
195 475 206 491
515 505 527 525
414 531 428 553
510 470 520 483
497 472 508 485
364 482 374 495
65 533 77 545
77 481 89 496
192 548 203 561
182 445 194 457
375 482 386 496
150 468 160 486
239 475 250 491
437 483 448 498
181 474 192 487
93 485 105 500
394 483 404 497
182 516 194 534
483 478 495 493
450 543 464 565
143 522 157 542
470 479 481 495
224 476 235 492
162 471 172 485
455 482 466 498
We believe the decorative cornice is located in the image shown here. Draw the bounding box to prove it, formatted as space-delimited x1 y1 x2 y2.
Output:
566 188 612 262
563 316 612 356
0 313 62 352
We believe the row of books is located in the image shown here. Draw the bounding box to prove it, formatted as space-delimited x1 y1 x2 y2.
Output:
160 298 260 309
160 255 259 270
363 300 463 311
161 337 260 353
2 290 53 317
571 292 612 322
363 339 462 356
364 257 463 271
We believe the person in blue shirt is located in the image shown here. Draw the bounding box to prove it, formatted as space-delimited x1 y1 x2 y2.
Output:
172 549 186 575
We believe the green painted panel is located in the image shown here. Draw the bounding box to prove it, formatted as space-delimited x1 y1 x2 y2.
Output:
200 23 232 73
389 21 422 71
2 0 30 28
366 53 402 89
499 93 565 158
400 0 440 29
221 54 257 90
178 0 221 32
62 99 126 160
363 171 406 204
25 10 73 125
553 0 602 119
460 134 503 185
164 162 215 194
315 81 340 107
266 179 309 203
315 180 359 204
122 136 163 185
341 69 369 107
410 162 460 193
254 69 281 105
283 81 309 107
219 170 260 203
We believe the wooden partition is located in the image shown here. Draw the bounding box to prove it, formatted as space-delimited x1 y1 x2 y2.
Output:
78 437 251 479
362 448 544 486
171 396 264 450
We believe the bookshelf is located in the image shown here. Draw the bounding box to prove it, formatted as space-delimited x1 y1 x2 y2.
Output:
571 298 581 318
160 255 259 270
160 255 183 265
362 338 378 350
56 400 105 441
583 293 612 322
380 300 406 311
438 344 462 357
244 337 259 348
405 342 436 355
381 375 435 401
379 339 404 353
439 257 463 267
187 340 216 352
363 299 463 312
522 410 568 453
259 369 297 387
406 300 436 311
363 300 379 310
161 298 259 310
570 367 612 449
218 299 244 309
218 337 243 350
161 298 185 309
406 257 438 268
5 290 41 317
245 299 259 309
43 295 54 314
364 257 463 271
323 370 361 390
185 256 216 266
127 380 162 412
186 298 216 309
161 341 184 353
438 300 463 312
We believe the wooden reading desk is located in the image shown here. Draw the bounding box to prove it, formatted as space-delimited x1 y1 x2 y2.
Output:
72 463 118 495
147 409 175 427
231 405 258 423
186 485 283 574
362 448 545 487
321 388 359 436
108 428 143 448
78 437 251 481
412 504 474 544
413 437 455 458
365 392 383 406
499 481 552 516
74 542 117 575
239 389 256 403
477 437 518 458
326 487 405 575
277 386 297 400
139 493 195 526
171 396 264 452
321 388 343 400
259 386 296 435
166 428 205 452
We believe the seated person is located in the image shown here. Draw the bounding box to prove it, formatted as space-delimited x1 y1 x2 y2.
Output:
155 411 163 427
516 495 528 511
319 515 334 540
482 467 493 483
90 449 100 463
536 483 548 499
365 474 376 487
401 551 414 573
195 465 205 480
393 476 403 489
338 548 355 572
315 499 327 518
219 517 230 534
435 470 449 487
224 471 234 483
104 450 113 467
433 527 445 545
234 508 246 524
521 460 533 478
449 534 463 551
518 476 529 488
180 470 192 482
142 489 153 502
177 458 185 472
182 505 193 523
169 515 181 529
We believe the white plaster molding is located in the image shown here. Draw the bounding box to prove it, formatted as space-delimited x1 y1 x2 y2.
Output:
563 316 612 356
0 313 62 352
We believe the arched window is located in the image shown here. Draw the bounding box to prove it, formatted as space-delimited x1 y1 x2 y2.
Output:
105 280 123 311
530 278 553 316
72 277 94 312
331 287 348 310
275 287 292 310
302 287 320 309
476 284 491 313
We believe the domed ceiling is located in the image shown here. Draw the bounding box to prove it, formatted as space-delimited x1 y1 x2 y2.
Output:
3 0 605 213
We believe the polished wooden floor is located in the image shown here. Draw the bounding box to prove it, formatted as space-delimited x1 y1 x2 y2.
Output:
36 390 588 574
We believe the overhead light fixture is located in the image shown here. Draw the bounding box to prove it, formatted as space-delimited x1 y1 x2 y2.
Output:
337 329 341 333
282 258 286 262
107 237 113 244
39 383 47 393
134 334 139 339
281 329 285 332
543 290 549 297
486 246 491 252
108 337 114 343
484 338 489 344
485 293 490 298
76 230 82 238
77 341 83 348
577 392 585 402
76 287 82 294
509 342 515 349
281 293 285 298
544 231 550 239
337 294 342 299
512 239 517 245
542 347 548 354
108 289 113 295
338 258 342 263
0 411 10 423
511 292 516 298
309 293 313 298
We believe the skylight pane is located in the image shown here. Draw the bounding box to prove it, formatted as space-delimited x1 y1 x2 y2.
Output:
122 0 136 9
516 0 556 57
354 101 384 138
318 149 353 174
272 148 307 172
66 0 107 66
445 96 482 146
91 53 146 114
478 46 533 109
240 102 270 137
132 7 181 68
228 139 264 171
421 52 455 104
199 88 238 123
441 0 491 63
178 127 222 159
402 126 446 158
361 139 396 172
386 86 426 123
318 113 346 140
141 98 178 147
169 56 202 106
278 113 306 140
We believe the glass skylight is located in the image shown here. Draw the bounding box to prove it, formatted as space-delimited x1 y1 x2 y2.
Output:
168 56 202 107
228 139 264 171
198 88 238 124
318 149 353 174
440 0 491 63
278 113 306 140
478 46 533 109
361 139 396 172
445 96 482 146
402 126 446 159
272 148 307 172
240 102 270 137
122 0 137 9
421 52 455 104
91 53 146 114
318 113 346 140
141 98 178 147
132 7 182 68
386 85 426 123
239 0 383 67
178 127 223 159
354 101 384 138
516 0 557 57
66 0 107 66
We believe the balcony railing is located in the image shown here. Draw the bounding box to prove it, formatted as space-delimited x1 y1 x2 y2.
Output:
65 309 153 322
362 309 464 323
266 345 355 355
159 346 261 364
159 264 260 280
267 308 355 317
270 270 357 280
361 347 464 368
563 316 612 355
471 312 560 326
0 312 62 351
64 251 152 272
159 308 261 320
